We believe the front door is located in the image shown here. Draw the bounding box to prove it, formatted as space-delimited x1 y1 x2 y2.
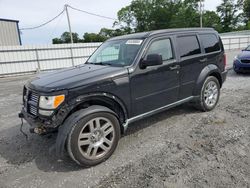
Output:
129 37 180 117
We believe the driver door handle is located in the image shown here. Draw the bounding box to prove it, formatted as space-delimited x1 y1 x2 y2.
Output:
169 65 180 71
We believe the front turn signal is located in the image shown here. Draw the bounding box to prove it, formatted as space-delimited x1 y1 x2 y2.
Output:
53 95 65 108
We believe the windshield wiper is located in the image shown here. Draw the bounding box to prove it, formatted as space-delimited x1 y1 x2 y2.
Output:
86 62 112 66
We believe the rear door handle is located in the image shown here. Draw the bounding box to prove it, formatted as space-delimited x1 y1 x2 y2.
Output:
199 58 207 63
169 65 180 71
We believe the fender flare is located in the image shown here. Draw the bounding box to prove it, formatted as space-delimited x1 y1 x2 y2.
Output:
55 105 117 159
72 92 128 122
193 64 222 96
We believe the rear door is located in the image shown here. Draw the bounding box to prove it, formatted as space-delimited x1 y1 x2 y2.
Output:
176 34 206 99
199 33 223 71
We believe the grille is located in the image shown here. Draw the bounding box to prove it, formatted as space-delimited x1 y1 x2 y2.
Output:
23 90 39 116
241 59 250 64
29 92 39 104
29 105 38 116
23 86 28 103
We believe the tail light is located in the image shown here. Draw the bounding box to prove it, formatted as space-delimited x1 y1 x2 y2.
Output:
223 53 227 68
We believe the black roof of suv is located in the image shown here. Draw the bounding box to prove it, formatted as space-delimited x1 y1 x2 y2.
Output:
109 28 216 40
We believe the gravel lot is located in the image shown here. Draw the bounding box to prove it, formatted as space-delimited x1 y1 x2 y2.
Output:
0 50 249 188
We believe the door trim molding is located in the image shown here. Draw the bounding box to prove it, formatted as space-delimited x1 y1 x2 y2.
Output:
135 85 179 101
123 96 194 130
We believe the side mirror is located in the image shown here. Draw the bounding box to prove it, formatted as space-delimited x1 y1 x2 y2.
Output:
140 54 163 69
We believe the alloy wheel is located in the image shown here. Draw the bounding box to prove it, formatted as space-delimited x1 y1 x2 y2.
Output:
203 80 219 107
77 117 115 160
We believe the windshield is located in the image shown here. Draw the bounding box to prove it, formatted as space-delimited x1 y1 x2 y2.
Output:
87 39 143 67
245 45 250 51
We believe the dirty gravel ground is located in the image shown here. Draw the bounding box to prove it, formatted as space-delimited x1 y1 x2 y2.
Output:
0 50 249 188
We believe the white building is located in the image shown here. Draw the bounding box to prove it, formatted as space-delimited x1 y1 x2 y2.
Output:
0 18 21 46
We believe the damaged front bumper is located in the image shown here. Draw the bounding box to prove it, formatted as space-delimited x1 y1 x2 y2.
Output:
18 106 69 135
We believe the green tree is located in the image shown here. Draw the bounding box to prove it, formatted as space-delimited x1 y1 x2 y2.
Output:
83 32 107 42
115 0 201 32
99 28 130 38
203 11 223 32
115 6 136 32
52 38 63 44
170 0 200 28
216 0 243 32
52 32 80 44
61 32 80 43
243 0 250 28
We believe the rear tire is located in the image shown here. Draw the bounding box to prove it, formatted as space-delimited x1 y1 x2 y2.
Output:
66 110 120 167
194 76 220 112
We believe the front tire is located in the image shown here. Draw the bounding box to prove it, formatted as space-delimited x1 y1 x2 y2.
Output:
67 111 120 167
194 76 220 112
233 64 240 74
234 69 240 74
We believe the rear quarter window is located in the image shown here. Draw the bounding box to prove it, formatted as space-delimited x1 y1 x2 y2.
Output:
177 35 201 58
200 34 221 53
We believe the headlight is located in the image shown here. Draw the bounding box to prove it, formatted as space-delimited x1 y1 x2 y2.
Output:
39 95 65 110
234 56 239 60
234 56 240 63
39 95 65 116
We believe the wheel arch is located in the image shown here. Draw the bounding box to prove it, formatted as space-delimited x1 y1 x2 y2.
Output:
209 72 222 87
66 93 128 127
193 64 222 96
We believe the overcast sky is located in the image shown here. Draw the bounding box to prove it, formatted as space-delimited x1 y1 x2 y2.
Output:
0 0 221 45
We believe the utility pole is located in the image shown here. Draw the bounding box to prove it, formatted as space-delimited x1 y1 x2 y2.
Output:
65 4 73 43
200 0 204 28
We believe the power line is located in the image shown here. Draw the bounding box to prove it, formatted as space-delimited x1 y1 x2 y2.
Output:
68 5 118 21
20 9 65 30
47 8 65 43
19 4 118 32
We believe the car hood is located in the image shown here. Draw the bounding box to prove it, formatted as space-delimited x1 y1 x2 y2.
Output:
237 51 250 59
26 64 128 92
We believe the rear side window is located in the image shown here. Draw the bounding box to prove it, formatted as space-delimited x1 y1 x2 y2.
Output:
177 36 201 58
146 38 173 61
200 34 220 53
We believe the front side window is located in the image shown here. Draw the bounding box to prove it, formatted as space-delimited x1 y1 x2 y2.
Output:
146 38 173 61
200 34 221 53
177 36 201 58
87 39 143 67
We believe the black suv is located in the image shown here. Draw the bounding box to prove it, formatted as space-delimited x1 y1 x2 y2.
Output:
19 28 227 166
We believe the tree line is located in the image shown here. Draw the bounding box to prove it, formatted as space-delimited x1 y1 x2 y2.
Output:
53 0 250 44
